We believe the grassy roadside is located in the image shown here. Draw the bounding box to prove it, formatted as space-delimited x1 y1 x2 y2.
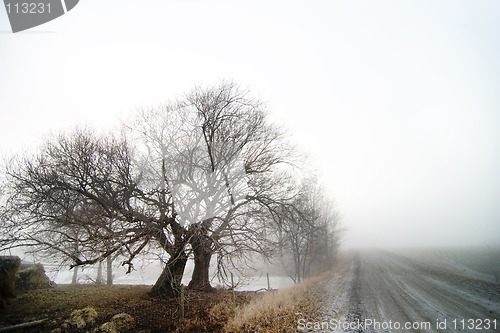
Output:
218 253 354 333
218 274 331 333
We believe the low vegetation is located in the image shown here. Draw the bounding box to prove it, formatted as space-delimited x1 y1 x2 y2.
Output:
0 273 329 332
223 275 327 332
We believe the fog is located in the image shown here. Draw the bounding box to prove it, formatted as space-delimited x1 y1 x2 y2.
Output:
1 0 500 250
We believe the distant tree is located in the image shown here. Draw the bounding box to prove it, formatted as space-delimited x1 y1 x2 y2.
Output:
273 178 341 282
96 254 117 285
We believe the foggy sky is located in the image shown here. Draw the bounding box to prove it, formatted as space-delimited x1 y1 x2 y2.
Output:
1 0 499 249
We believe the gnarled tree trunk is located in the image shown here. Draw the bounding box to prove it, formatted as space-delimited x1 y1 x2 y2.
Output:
188 223 214 291
188 242 213 291
150 249 188 297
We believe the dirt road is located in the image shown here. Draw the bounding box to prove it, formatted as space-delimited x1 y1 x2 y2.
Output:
316 250 500 332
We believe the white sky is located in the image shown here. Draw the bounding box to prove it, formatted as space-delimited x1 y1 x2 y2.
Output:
1 0 499 249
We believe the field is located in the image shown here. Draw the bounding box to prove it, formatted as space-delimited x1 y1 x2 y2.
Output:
0 277 325 333
0 284 260 332
389 246 500 283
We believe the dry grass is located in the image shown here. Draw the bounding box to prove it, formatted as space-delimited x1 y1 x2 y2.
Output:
1 272 332 332
222 275 329 333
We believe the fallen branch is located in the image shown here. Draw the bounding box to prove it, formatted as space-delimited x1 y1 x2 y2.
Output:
0 318 47 332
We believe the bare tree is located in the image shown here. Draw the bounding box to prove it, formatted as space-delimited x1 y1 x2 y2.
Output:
273 177 341 282
1 129 187 296
130 82 296 290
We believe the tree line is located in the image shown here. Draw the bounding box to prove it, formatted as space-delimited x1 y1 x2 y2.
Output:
0 82 341 296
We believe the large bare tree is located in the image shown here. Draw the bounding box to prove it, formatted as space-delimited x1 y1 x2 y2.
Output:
131 82 296 290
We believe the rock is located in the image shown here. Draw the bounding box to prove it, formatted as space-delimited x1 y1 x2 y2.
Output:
0 256 21 305
62 306 98 330
16 263 54 290
92 313 135 333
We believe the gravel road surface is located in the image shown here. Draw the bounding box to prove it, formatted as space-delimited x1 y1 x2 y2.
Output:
315 249 500 333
